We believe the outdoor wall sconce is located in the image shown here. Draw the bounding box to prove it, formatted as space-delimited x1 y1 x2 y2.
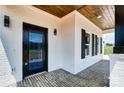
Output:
4 15 10 27
54 28 57 36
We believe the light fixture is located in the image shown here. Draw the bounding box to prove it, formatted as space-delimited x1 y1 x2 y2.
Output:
97 15 102 19
53 29 57 36
4 15 10 27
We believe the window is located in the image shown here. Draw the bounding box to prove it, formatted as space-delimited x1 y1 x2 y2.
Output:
85 33 90 57
92 34 95 56
81 29 90 59
97 37 99 54
100 37 102 54
95 35 97 55
92 34 99 56
81 29 85 59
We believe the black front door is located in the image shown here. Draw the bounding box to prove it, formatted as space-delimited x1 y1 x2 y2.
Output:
23 23 48 78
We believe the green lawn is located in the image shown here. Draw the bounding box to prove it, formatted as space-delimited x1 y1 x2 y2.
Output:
104 45 113 55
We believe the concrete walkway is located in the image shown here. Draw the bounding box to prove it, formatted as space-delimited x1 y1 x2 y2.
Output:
110 54 124 87
16 60 109 87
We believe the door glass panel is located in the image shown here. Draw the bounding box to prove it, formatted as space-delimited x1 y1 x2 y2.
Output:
29 32 44 70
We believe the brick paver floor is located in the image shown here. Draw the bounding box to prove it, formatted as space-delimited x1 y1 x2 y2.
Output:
16 60 109 87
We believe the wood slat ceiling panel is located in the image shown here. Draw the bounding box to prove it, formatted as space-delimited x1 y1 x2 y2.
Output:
33 5 83 18
33 5 115 30
78 5 115 30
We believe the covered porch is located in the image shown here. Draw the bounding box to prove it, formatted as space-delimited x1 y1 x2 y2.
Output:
15 60 109 87
0 5 114 87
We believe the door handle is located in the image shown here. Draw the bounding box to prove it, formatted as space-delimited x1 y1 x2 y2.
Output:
25 62 28 66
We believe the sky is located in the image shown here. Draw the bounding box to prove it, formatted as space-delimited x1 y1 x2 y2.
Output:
103 32 115 44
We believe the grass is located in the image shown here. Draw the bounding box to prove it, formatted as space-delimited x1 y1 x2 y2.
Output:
104 45 113 55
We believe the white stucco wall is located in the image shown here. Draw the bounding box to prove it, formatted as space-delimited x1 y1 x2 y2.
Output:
0 5 62 82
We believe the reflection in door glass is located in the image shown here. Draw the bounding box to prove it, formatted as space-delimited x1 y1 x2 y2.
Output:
29 32 44 70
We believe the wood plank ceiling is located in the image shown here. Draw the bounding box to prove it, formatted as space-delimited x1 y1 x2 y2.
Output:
33 5 115 31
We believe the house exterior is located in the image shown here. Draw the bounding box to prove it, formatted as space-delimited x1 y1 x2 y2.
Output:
0 5 105 84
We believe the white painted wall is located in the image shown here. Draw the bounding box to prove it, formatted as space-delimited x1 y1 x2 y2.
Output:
0 38 16 86
60 11 103 74
0 5 62 82
60 12 75 73
74 11 103 73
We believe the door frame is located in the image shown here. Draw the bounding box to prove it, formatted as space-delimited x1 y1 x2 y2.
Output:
23 22 48 79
